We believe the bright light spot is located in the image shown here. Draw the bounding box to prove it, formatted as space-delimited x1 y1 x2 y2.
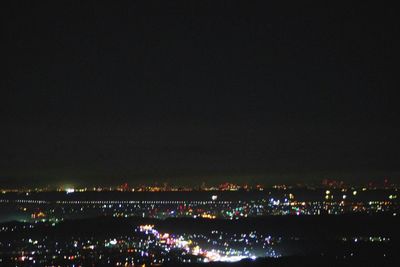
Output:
211 195 218 201
218 255 249 262
65 188 75 194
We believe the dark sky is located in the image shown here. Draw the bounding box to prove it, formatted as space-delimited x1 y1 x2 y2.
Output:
1 1 399 187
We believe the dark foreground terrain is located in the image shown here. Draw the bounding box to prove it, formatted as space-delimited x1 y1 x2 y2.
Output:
166 256 397 267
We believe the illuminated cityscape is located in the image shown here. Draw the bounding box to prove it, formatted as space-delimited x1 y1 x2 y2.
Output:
1 181 399 222
0 182 399 266
2 0 399 266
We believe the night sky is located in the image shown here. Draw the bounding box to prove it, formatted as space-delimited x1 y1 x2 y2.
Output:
1 2 399 187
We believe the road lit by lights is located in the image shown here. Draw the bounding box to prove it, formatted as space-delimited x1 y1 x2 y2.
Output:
137 224 257 262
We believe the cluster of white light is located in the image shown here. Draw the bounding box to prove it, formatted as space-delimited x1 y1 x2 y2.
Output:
65 188 75 194
136 225 257 262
